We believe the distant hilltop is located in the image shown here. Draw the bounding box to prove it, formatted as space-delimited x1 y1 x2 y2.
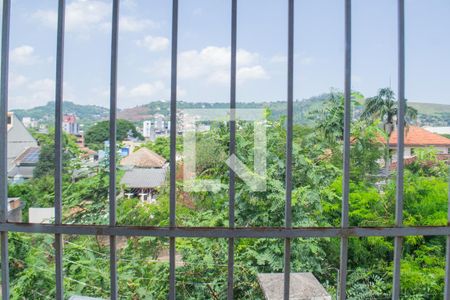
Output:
12 101 109 128
11 96 450 128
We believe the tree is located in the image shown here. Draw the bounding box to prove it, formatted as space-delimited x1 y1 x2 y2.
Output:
361 87 418 175
84 119 143 150
310 90 363 143
138 136 183 160
33 131 80 178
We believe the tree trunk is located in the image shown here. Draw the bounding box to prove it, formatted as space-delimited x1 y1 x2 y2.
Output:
384 121 394 177
385 135 390 177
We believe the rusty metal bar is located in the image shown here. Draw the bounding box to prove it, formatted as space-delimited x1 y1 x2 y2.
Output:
2 224 450 238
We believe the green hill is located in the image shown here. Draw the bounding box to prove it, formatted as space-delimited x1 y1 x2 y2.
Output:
12 97 450 130
117 94 332 124
12 101 109 128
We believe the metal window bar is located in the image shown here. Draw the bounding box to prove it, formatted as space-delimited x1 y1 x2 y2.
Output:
392 0 405 299
0 0 10 298
0 1 447 299
283 0 294 298
54 0 66 299
227 0 237 299
339 0 351 299
109 0 120 299
169 0 179 299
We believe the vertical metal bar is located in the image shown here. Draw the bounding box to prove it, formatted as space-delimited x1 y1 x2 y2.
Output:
283 0 294 298
339 0 351 299
0 1 10 299
445 164 450 300
54 1 65 299
169 0 179 299
392 0 405 299
227 0 237 299
109 0 120 299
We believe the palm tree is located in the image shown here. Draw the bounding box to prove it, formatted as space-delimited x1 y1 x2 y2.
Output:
361 87 418 175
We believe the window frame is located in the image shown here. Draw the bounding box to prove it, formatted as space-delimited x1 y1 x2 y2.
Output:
0 0 448 299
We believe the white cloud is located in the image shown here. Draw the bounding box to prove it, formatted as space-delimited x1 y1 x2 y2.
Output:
9 74 28 88
237 66 269 82
34 0 110 33
33 0 156 36
120 16 158 32
9 78 56 108
29 78 55 100
96 80 169 106
136 35 169 52
129 81 165 98
176 46 266 84
11 46 39 65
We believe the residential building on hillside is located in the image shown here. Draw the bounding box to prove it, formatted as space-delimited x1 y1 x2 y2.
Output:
21 117 38 128
7 113 39 180
63 114 79 135
143 120 154 139
154 113 165 132
142 115 170 141
387 126 450 161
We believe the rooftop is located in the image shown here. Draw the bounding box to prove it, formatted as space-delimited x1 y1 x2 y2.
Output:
120 147 166 169
120 167 167 189
387 126 450 147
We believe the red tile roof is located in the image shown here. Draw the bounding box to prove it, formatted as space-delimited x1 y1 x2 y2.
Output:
386 126 450 147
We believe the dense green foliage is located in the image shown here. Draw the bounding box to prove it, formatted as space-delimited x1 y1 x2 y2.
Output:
6 90 450 299
85 119 144 150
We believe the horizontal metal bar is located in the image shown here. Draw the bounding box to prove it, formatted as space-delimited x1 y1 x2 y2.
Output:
3 223 450 238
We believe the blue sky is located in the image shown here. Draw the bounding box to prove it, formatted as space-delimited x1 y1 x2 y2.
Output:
4 0 450 109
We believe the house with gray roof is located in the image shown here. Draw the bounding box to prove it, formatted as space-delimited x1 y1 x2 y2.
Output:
119 148 168 202
7 113 39 182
